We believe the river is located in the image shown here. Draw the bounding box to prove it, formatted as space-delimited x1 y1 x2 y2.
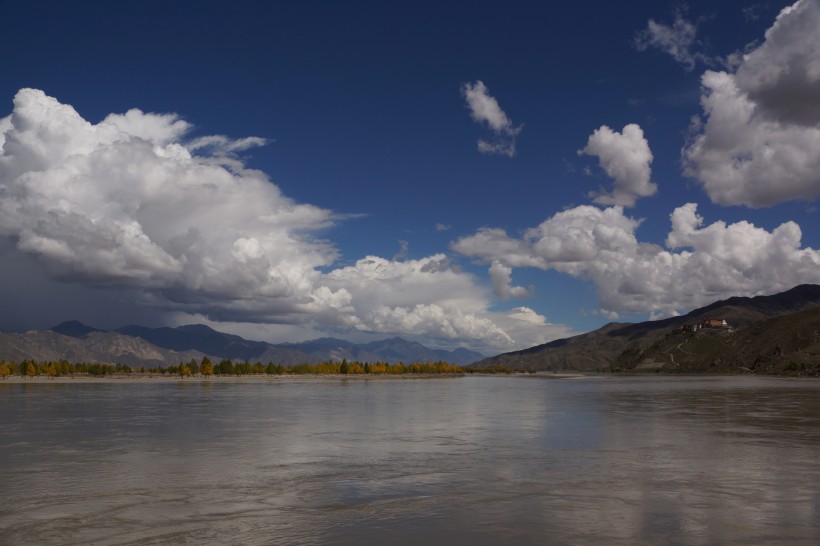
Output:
2 375 819 544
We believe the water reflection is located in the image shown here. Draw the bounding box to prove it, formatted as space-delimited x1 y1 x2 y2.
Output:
1 377 819 544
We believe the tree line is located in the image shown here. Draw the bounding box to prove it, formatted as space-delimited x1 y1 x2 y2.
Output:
0 357 465 379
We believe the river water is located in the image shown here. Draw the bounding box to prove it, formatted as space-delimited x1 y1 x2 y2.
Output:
2 375 820 545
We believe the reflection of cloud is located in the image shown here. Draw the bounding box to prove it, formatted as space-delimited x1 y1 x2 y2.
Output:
9 379 820 543
594 380 820 543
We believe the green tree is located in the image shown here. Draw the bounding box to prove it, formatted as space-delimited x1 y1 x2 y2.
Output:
339 359 349 375
218 359 234 375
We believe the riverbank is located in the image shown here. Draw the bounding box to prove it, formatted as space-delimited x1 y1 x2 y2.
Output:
0 371 614 383
0 373 470 383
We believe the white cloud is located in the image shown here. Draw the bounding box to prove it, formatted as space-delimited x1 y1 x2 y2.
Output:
461 80 521 157
187 135 269 154
496 306 575 350
102 108 191 145
588 308 620 321
0 89 335 324
0 115 12 150
683 0 820 207
634 9 704 71
450 227 544 268
0 89 566 352
579 124 657 207
488 261 531 300
734 0 820 126
462 80 514 132
322 254 557 351
506 306 547 326
453 203 820 318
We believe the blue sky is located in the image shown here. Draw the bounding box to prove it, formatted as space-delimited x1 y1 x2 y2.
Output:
1 0 818 354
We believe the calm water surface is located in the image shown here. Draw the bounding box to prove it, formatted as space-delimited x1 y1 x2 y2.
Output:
2 375 820 545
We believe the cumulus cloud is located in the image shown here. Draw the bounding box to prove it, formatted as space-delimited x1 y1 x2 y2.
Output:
322 255 549 350
683 0 820 207
488 261 531 300
461 80 521 157
453 203 820 318
579 124 657 207
495 306 575 350
0 89 335 323
734 0 820 126
0 89 564 352
634 9 704 71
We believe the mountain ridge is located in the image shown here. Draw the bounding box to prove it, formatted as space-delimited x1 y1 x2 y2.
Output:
28 321 483 366
473 284 820 371
613 306 820 375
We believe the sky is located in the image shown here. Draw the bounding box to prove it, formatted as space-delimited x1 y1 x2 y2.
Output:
1 0 819 355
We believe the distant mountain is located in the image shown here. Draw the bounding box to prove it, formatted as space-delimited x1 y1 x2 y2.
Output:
115 324 272 362
50 320 103 338
473 284 820 371
263 336 479 366
0 322 483 367
0 330 206 368
122 326 484 366
358 337 484 365
280 338 362 363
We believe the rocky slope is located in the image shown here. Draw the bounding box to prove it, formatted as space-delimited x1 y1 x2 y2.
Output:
0 322 483 367
613 306 820 375
472 284 820 371
0 330 206 368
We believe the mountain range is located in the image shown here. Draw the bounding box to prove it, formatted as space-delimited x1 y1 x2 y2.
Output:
0 321 484 367
3 284 818 373
472 284 820 374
